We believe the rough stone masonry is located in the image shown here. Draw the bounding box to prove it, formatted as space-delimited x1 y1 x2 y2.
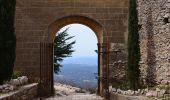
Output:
137 0 170 85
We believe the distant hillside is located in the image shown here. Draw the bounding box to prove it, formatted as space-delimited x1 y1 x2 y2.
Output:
54 62 97 88
61 56 97 65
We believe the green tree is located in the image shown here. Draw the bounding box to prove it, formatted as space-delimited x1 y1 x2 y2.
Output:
54 29 75 74
0 0 16 84
127 0 140 90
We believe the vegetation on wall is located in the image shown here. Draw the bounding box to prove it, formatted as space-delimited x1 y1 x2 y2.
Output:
0 0 16 84
54 29 75 74
127 0 141 90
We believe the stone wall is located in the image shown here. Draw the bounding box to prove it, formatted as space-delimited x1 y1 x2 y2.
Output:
110 92 149 100
109 43 127 86
0 83 38 100
14 0 170 89
15 0 128 83
137 0 170 85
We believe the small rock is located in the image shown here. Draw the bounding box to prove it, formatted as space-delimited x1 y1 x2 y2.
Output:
2 84 10 88
146 91 153 97
117 88 121 93
118 60 122 63
126 90 135 95
10 79 21 86
144 88 149 92
146 91 157 97
0 86 3 90
18 76 28 85
152 91 157 97
109 86 112 92
135 91 140 95
131 91 135 95
121 91 126 95
138 89 141 92
140 89 144 94
22 76 28 84
112 88 116 92
126 90 132 95
161 80 168 85
5 87 9 90
160 89 166 97
156 88 160 92
9 85 14 91
17 77 23 84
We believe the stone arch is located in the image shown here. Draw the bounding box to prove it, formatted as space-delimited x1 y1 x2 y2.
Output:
15 0 129 98
48 15 104 95
48 15 103 43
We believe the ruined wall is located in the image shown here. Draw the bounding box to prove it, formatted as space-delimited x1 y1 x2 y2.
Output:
138 0 170 85
109 43 127 86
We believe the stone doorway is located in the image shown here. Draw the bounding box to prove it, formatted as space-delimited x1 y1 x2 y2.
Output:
39 15 109 96
15 0 128 97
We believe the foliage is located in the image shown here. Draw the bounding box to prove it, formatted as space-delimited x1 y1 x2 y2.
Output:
11 71 21 79
127 0 141 90
54 29 75 74
11 73 18 79
0 0 16 84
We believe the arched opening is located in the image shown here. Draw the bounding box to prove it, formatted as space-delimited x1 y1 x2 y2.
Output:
54 24 98 93
48 15 103 43
49 16 104 95
39 15 105 96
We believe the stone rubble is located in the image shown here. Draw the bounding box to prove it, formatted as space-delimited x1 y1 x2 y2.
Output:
37 83 104 100
0 83 38 100
111 84 170 98
0 76 28 93
54 83 83 96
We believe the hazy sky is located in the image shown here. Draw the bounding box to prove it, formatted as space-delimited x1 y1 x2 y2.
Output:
57 24 97 57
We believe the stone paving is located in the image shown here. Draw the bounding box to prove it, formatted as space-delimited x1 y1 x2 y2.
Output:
45 93 103 100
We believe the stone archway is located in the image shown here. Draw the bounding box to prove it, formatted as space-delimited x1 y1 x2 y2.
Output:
46 15 105 96
48 15 103 43
14 0 128 97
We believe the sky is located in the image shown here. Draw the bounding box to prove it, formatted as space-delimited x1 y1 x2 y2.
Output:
57 24 97 57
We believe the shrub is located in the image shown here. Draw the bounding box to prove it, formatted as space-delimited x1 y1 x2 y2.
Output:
127 0 141 90
0 0 16 84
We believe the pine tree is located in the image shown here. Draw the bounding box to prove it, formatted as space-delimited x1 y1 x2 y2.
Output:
0 0 16 84
127 0 140 90
54 29 75 74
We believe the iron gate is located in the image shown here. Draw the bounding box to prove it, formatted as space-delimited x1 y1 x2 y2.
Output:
98 43 110 99
39 42 54 96
39 42 110 98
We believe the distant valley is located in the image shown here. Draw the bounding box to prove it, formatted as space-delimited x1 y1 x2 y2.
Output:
54 56 98 89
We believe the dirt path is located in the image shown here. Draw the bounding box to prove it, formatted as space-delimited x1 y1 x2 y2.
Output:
44 83 104 100
45 93 103 100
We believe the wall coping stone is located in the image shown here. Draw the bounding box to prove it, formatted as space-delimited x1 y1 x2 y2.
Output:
110 92 149 100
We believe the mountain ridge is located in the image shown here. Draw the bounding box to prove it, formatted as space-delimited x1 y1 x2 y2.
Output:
61 56 97 65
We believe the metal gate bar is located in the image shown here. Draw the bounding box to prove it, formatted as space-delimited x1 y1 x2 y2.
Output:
40 42 54 96
98 43 110 99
